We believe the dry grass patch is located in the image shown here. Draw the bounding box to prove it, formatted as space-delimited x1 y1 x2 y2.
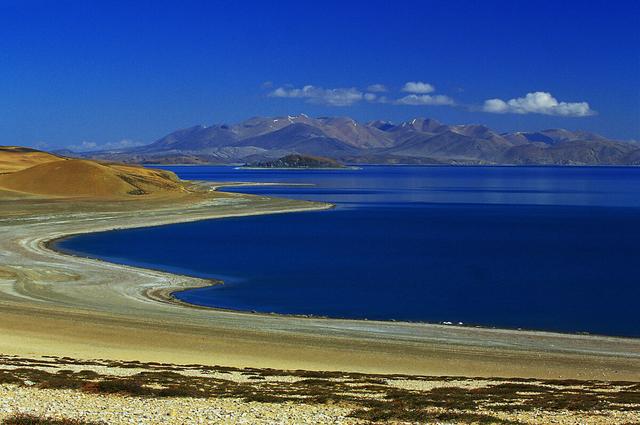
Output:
2 414 104 425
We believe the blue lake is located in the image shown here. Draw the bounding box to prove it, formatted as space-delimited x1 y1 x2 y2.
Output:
56 166 640 337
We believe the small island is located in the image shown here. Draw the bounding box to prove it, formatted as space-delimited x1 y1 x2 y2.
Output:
244 154 350 169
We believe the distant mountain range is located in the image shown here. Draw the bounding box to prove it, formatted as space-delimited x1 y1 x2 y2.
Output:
75 115 640 165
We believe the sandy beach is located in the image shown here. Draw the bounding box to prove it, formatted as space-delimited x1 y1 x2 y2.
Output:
0 183 638 383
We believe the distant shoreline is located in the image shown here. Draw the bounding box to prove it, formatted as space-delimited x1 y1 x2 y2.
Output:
143 162 640 169
236 166 361 170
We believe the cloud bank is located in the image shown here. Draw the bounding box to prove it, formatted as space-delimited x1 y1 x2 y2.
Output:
395 94 455 106
268 84 596 118
401 81 435 94
269 81 454 107
270 85 366 106
367 84 388 93
482 92 595 117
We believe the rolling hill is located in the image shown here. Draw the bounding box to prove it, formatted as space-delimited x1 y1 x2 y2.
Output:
0 146 65 173
0 148 189 199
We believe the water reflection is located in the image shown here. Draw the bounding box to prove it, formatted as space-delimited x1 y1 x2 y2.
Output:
155 165 640 208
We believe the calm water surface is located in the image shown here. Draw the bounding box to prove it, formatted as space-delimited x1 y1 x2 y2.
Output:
56 166 640 336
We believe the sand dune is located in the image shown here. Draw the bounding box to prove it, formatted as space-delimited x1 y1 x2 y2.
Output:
0 156 188 199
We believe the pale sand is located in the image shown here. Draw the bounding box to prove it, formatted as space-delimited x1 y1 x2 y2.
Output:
0 185 639 381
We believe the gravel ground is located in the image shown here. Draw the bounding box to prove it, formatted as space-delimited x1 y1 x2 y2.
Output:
0 355 638 424
1 384 639 424
0 386 359 425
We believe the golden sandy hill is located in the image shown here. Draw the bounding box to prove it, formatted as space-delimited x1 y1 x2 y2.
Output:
0 146 63 174
0 153 188 199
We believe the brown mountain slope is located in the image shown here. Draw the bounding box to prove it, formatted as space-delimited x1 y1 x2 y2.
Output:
501 139 636 165
0 146 63 173
82 116 638 165
0 158 187 199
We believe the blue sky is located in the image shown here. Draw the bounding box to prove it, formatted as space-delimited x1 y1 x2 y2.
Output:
0 0 638 150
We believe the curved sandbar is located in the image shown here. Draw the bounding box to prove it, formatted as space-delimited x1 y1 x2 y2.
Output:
0 185 639 381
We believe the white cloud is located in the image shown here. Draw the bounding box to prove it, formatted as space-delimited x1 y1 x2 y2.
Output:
483 98 509 113
482 92 595 117
268 82 453 107
401 81 435 94
395 94 455 106
68 139 144 152
367 84 388 93
269 85 364 106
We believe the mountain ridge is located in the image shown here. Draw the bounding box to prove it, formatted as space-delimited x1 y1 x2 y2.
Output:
76 115 640 166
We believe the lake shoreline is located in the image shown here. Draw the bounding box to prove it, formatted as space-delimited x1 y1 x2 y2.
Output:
58 168 640 338
51 234 640 340
49 196 640 339
1 183 639 380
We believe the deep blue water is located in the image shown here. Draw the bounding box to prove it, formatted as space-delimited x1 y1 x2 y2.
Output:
56 166 640 337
